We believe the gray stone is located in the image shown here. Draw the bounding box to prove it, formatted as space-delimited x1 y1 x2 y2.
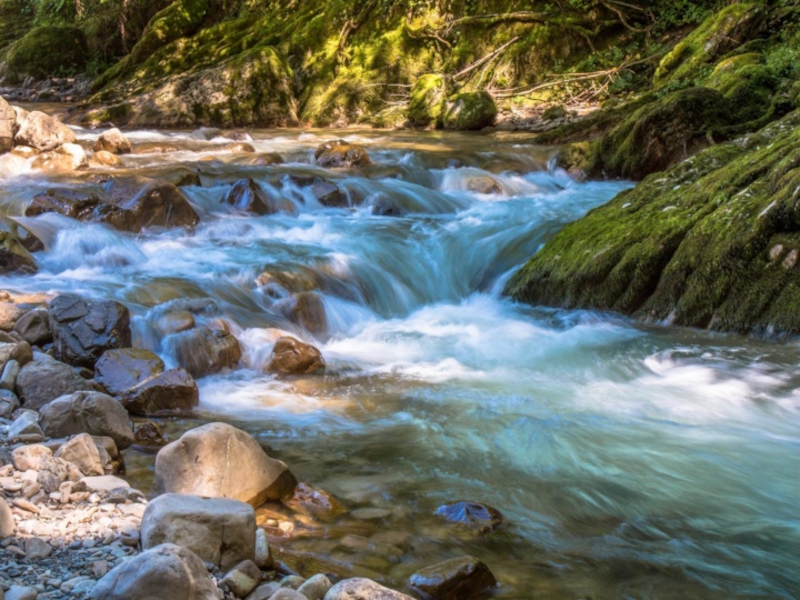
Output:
117 367 199 415
16 359 93 410
222 559 262 597
5 586 38 600
13 308 52 345
245 583 282 600
269 590 306 600
55 433 105 476
75 475 130 492
90 543 219 600
39 390 135 449
0 388 19 418
141 493 255 570
254 527 272 569
37 455 82 493
25 536 52 559
324 579 413 600
0 358 19 392
155 422 296 506
8 410 44 442
298 574 333 600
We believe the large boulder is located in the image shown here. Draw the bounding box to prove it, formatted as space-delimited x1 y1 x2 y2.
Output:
13 309 52 346
16 360 93 411
140 494 255 570
169 327 241 377
155 422 297 506
223 179 295 215
324 579 413 600
93 128 132 154
3 26 88 83
0 96 14 154
14 111 77 152
31 143 88 172
117 368 199 415
0 232 38 276
408 74 447 128
96 176 201 232
39 391 135 450
54 433 105 476
90 543 219 600
267 337 325 376
315 141 371 168
408 556 497 600
95 348 165 396
441 92 497 131
49 295 132 368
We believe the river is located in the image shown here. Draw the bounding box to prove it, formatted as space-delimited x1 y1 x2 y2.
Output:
1 127 798 599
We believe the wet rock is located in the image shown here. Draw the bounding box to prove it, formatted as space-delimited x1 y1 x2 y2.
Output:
0 96 15 154
131 142 180 154
13 309 52 346
54 433 105 476
141 493 256 570
254 527 272 569
134 420 170 445
311 181 346 207
97 176 201 232
0 232 38 276
170 327 242 377
0 497 14 537
315 141 372 168
39 390 135 449
434 501 503 534
0 388 20 418
408 556 497 600
466 177 502 195
267 337 325 376
155 422 297 506
93 128 131 154
94 348 165 395
324 578 413 600
11 443 51 470
16 359 93 410
248 152 284 166
154 310 195 335
90 543 219 600
298 574 333 600
49 294 132 368
267 589 305 600
32 142 88 171
118 367 199 415
284 483 347 521
223 178 295 215
14 110 76 152
91 150 124 167
373 199 402 217
287 292 327 336
26 187 102 220
8 410 45 443
222 559 262 597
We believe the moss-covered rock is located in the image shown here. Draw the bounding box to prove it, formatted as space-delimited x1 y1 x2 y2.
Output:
408 74 447 128
441 91 497 131
0 231 37 275
3 26 87 82
704 55 777 122
506 110 800 336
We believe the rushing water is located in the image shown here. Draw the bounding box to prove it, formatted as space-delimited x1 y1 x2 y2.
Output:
1 127 799 599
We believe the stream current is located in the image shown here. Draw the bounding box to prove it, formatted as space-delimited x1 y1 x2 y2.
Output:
1 127 798 599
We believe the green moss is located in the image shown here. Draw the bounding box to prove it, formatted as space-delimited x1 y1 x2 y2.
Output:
408 74 447 127
507 110 800 336
3 26 87 82
542 105 567 121
441 91 497 130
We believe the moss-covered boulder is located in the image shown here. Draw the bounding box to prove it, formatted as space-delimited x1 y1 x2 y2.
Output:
441 91 498 131
3 26 87 82
592 87 733 180
0 231 37 275
506 110 800 336
408 74 447 128
654 3 766 86
703 54 777 122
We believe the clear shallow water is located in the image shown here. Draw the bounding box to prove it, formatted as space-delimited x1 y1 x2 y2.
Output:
1 128 799 598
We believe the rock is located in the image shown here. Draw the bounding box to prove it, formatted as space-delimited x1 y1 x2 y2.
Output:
298 574 333 600
408 74 447 128
286 293 327 336
0 233 38 276
0 96 15 154
441 92 498 131
14 111 76 152
3 25 87 82
39 390 135 449
94 348 165 395
315 141 371 168
254 528 272 569
351 508 391 521
267 337 325 376
90 543 219 600
0 388 19 418
141 493 256 570
97 176 201 232
49 294 132 368
466 177 502 195
5 586 38 600
0 302 23 331
434 501 503 534
219 142 256 153
11 444 51 471
13 309 52 346
155 422 297 506
223 178 295 215
268 590 305 600
0 497 14 537
245 583 282 600
222 560 262 597
91 150 124 167
408 556 497 600
118 367 199 415
26 188 102 220
55 433 105 476
0 340 32 368
0 359 19 392
134 420 170 445
16 360 93 410
94 128 132 154
8 411 45 443
311 182 346 207
32 142 88 171
75 475 129 492
284 483 346 521
324 578 413 600
154 310 195 335
37 455 81 493
169 327 242 377
25 536 52 560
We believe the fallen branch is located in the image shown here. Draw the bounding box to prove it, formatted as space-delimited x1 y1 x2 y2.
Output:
453 36 520 81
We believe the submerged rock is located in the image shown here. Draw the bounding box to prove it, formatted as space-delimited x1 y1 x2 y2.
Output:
283 482 346 521
169 327 241 377
224 178 295 215
311 181 346 207
434 501 503 534
408 556 497 600
315 141 371 168
267 336 325 376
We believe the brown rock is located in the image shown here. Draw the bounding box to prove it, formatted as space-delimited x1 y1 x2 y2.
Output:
222 560 262 597
288 292 327 336
311 181 346 207
96 176 200 232
13 309 52 345
314 141 371 168
26 188 102 220
54 433 105 476
0 232 38 276
93 128 131 154
267 337 325 376
118 368 199 415
16 360 93 410
223 178 295 215
39 390 135 450
409 556 497 600
170 327 241 378
91 150 123 167
31 143 87 171
134 420 170 445
283 482 347 521
14 110 76 152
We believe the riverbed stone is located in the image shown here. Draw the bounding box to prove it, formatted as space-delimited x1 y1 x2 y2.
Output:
39 390 135 449
155 422 297 505
49 294 132 368
324 578 413 600
0 302 23 331
5 586 38 600
267 337 325 376
141 493 256 570
14 110 76 152
222 559 262 597
434 501 504 534
314 141 371 168
408 556 497 600
13 308 52 345
94 347 165 395
286 292 327 335
0 388 20 417
311 181 345 207
298 574 333 600
94 128 131 154
26 187 103 220
90 543 219 600
37 455 82 493
54 433 105 476
117 367 198 415
134 420 170 445
254 527 272 568
170 327 242 377
97 176 200 232
0 358 19 392
16 359 93 410
284 482 346 521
